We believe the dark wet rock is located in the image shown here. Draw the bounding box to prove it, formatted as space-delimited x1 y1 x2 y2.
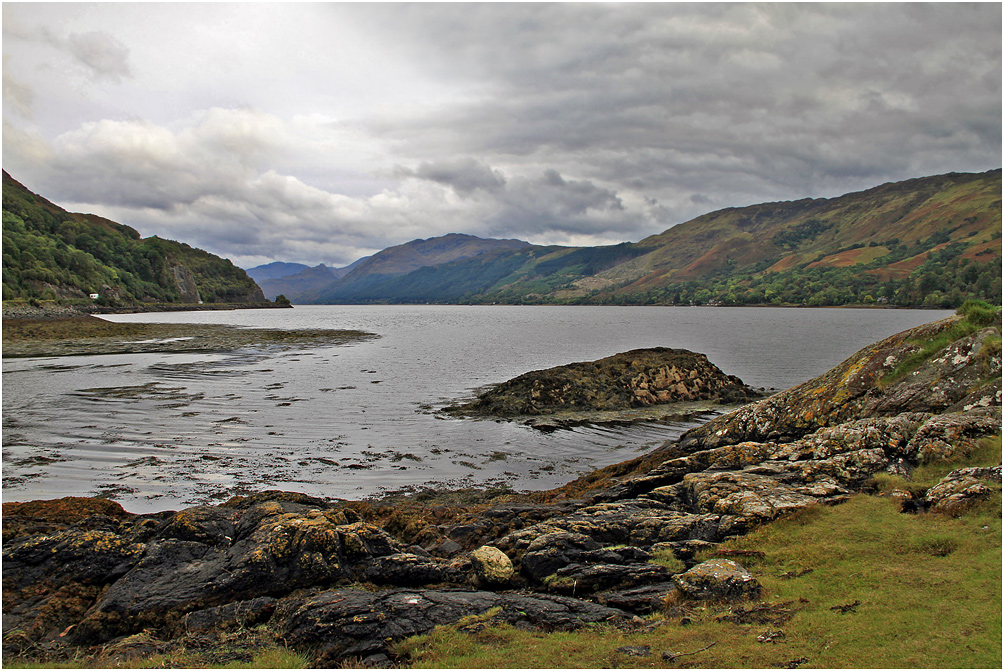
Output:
180 597 278 634
270 587 629 665
596 582 680 614
446 347 759 418
356 553 450 587
517 532 601 581
545 562 675 595
673 559 762 601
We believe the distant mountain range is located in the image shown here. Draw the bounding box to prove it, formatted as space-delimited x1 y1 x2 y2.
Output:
251 170 1002 308
2 171 267 306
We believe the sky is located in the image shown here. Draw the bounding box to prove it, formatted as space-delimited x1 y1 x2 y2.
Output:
3 2 1001 270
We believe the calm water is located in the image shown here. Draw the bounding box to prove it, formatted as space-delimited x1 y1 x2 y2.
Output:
2 305 951 512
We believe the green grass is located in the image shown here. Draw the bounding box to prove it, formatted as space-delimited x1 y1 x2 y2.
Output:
397 448 1002 668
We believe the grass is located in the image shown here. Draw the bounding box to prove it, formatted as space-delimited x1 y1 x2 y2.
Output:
3 647 310 669
396 437 1003 668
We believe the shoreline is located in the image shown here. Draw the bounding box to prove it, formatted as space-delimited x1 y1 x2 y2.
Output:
2 301 290 321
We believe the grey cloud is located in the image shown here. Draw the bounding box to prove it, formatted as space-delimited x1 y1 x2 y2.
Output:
361 3 1000 206
66 31 132 82
397 157 507 197
2 55 34 117
3 15 133 83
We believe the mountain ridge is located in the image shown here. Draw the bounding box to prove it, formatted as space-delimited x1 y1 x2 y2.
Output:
267 169 1001 307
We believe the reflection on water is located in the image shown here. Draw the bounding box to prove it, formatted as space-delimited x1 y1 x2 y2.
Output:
2 305 951 512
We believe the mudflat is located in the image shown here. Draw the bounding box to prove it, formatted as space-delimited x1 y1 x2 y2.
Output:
2 315 375 358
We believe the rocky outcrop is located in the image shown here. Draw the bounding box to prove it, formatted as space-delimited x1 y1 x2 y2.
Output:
169 264 202 303
921 466 1002 514
3 315 1000 666
447 347 759 418
676 317 1001 451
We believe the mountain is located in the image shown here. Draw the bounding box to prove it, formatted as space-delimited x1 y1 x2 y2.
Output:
308 233 534 303
245 261 310 282
258 263 338 302
2 172 267 306
299 169 1000 307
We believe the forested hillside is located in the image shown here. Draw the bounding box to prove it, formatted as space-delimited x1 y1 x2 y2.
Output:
2 172 266 306
297 170 1001 308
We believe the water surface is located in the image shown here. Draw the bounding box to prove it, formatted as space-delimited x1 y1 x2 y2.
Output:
2 305 951 512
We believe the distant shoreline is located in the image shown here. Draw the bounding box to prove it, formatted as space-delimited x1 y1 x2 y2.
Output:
2 301 290 321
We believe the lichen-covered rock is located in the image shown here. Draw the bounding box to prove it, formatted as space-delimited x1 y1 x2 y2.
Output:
673 559 761 601
470 546 514 585
924 466 1002 515
679 318 1001 451
545 562 674 595
447 347 758 418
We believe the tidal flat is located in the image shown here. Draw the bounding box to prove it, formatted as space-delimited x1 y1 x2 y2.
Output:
2 315 376 358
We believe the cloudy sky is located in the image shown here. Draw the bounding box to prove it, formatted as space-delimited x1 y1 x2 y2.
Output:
3 3 1001 269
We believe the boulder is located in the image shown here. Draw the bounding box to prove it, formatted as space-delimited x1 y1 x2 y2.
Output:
673 559 761 601
269 587 629 666
470 546 514 585
678 319 1001 451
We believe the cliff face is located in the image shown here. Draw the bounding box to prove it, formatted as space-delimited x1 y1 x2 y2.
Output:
170 264 201 303
2 313 1000 666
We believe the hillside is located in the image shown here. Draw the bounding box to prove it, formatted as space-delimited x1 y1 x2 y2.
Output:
2 172 267 306
297 170 1000 307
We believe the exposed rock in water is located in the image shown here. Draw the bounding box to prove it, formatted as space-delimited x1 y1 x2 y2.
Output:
446 347 760 419
3 314 1000 667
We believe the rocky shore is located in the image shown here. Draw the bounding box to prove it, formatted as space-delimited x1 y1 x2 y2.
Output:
2 311 1001 667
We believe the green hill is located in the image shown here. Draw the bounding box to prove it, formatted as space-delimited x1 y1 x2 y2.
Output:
2 172 267 307
304 169 1001 308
